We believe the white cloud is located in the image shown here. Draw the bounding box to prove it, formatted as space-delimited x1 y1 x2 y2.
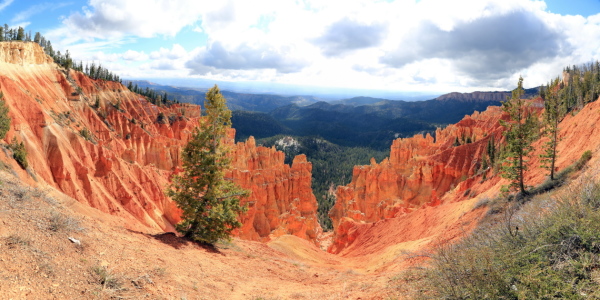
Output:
0 0 13 12
63 0 205 39
380 7 570 85
122 50 148 61
50 0 600 92
150 44 187 60
313 18 388 57
12 2 70 23
186 41 308 74
11 22 31 29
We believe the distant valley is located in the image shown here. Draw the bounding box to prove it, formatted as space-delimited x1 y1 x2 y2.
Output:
126 80 538 150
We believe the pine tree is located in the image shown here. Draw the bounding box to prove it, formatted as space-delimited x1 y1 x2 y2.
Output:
500 77 537 195
540 78 564 180
487 134 496 166
0 92 10 139
168 85 249 244
16 27 24 41
33 32 41 44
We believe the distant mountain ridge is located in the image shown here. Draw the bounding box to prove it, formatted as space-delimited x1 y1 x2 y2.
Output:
435 87 540 102
123 80 320 112
123 80 541 150
328 96 389 106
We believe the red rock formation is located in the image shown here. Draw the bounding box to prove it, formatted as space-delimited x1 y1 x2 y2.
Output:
329 106 523 253
231 137 322 243
329 93 600 260
0 41 321 244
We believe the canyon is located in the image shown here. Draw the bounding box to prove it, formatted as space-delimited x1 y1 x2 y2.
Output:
0 41 320 244
2 41 600 298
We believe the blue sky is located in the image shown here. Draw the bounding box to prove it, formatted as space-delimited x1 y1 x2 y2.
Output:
1 0 600 93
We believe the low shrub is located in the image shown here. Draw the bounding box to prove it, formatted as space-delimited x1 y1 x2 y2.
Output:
9 137 28 169
422 180 600 299
48 211 82 232
91 266 122 290
79 128 94 143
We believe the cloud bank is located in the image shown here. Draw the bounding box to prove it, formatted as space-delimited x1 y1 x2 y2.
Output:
49 0 600 92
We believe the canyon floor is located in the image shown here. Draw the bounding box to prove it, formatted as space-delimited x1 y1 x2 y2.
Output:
0 166 485 300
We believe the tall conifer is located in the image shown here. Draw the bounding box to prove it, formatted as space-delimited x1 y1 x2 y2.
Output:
168 85 249 244
500 77 537 195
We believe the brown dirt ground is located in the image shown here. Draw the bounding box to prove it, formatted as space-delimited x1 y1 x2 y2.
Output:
0 168 427 300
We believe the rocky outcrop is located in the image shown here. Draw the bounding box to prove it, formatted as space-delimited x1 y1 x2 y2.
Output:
0 41 53 65
231 137 322 243
0 41 321 243
328 106 517 253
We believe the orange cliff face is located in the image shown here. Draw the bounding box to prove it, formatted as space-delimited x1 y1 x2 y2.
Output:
0 41 321 244
328 105 517 253
230 137 322 243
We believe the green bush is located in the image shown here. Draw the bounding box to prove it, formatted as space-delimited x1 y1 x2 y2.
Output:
79 128 94 142
422 180 600 299
575 150 592 171
156 112 167 124
9 137 28 169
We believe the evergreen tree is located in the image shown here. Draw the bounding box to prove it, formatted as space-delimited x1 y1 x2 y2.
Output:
168 85 249 244
45 40 55 58
33 32 41 44
487 134 496 166
16 27 24 41
540 78 565 180
0 92 10 139
500 77 537 195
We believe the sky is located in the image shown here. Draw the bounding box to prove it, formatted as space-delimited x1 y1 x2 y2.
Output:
1 0 600 95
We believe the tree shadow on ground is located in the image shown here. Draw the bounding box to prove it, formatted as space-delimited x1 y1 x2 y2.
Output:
143 231 223 255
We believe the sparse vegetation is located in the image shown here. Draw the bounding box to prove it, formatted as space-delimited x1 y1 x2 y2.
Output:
530 150 592 195
48 210 82 232
73 86 82 96
79 128 94 143
9 137 28 169
421 174 600 299
5 234 30 247
91 265 122 290
156 112 167 124
93 96 100 108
